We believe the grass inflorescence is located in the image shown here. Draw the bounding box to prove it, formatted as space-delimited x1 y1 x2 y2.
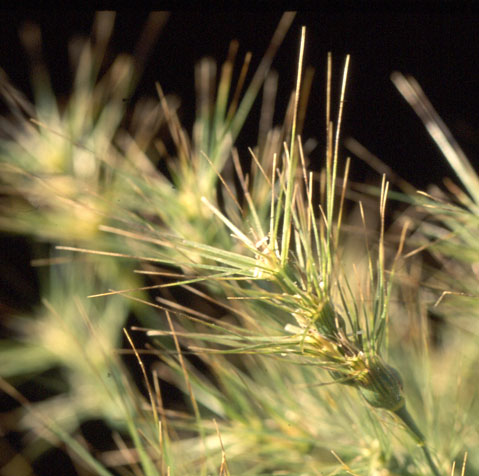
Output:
0 12 475 476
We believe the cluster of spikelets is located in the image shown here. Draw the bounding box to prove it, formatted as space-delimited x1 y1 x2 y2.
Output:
0 12 475 476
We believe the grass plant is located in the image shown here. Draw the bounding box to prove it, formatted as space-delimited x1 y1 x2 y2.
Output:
0 12 476 476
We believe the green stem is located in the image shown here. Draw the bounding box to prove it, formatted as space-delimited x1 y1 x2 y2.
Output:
422 445 442 476
394 405 441 476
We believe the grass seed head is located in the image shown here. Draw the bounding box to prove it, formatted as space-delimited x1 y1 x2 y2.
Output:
357 355 405 411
